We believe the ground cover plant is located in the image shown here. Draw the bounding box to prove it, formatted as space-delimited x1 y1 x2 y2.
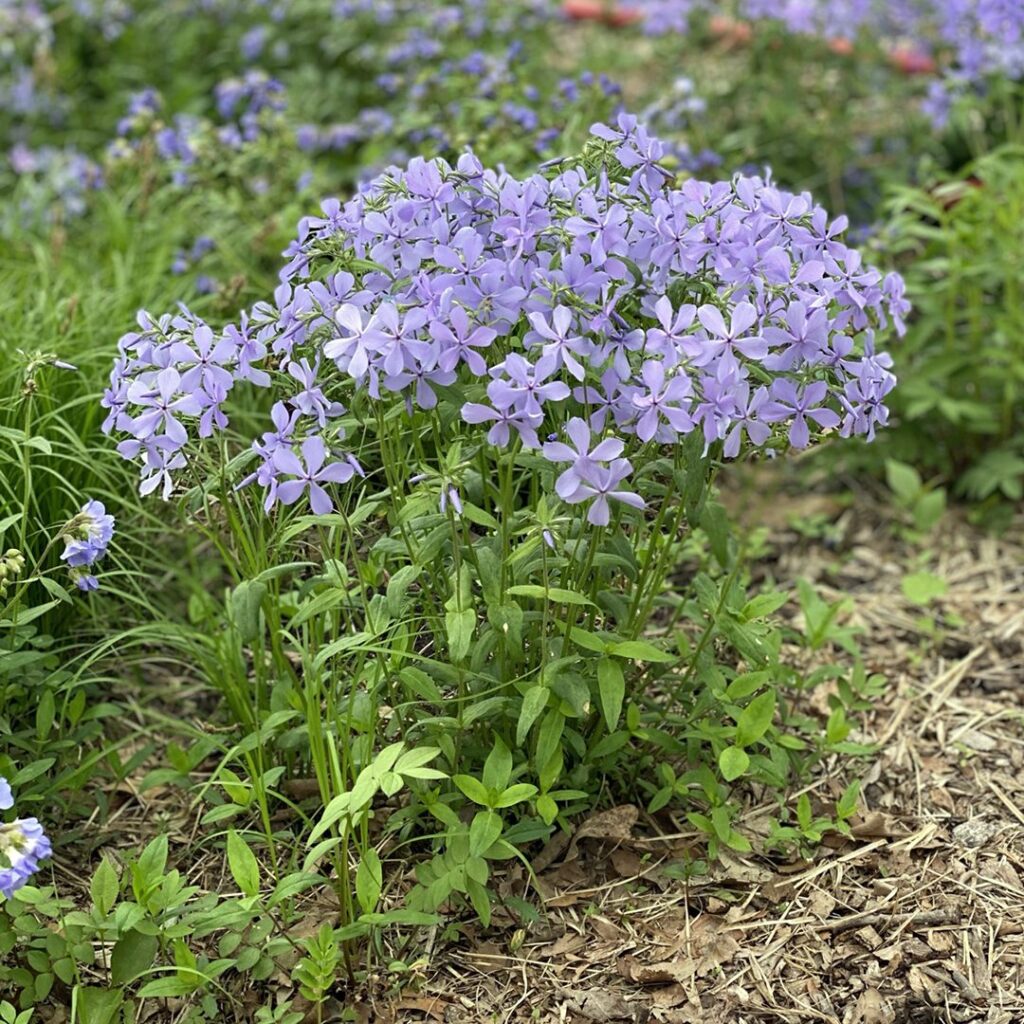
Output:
2 1 1023 1020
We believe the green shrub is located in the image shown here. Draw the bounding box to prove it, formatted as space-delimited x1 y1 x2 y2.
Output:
876 144 1024 505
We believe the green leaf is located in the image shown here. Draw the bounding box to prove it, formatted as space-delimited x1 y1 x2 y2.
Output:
710 805 732 842
488 602 524 647
399 667 444 704
536 794 558 825
596 657 625 731
11 759 54 786
740 592 789 621
516 686 548 747
836 780 861 820
0 598 58 627
482 737 512 792
506 584 594 607
395 746 441 775
493 783 538 808
461 503 500 530
76 987 123 1024
110 930 158 986
797 793 813 831
355 849 382 915
23 434 53 455
735 690 776 747
700 500 731 568
0 512 20 540
35 689 54 743
466 877 492 927
290 586 347 627
535 709 565 778
452 774 492 807
725 830 752 853
718 746 750 782
226 831 260 899
445 607 475 662
37 575 72 605
826 705 850 745
386 565 422 617
90 857 119 917
914 489 946 531
229 580 267 642
608 639 676 663
135 834 169 883
469 811 503 856
885 459 921 504
726 671 772 700
901 571 947 606
137 977 200 998
568 626 610 653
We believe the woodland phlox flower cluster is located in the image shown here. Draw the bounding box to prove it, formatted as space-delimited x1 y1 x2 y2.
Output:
0 777 51 900
69 0 135 39
0 1 56 118
297 0 617 168
5 144 103 232
59 499 116 591
5 0 614 229
105 116 905 527
108 71 293 189
2 0 133 126
102 304 274 499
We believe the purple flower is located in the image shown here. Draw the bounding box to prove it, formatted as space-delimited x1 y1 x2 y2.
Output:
135 446 187 501
723 384 773 457
326 304 378 380
383 347 456 409
762 380 841 449
597 327 645 382
646 296 699 364
223 314 272 388
440 486 463 516
695 303 768 370
525 306 593 381
0 777 51 899
631 360 694 442
487 353 570 418
542 417 625 499
564 458 645 526
564 191 628 265
127 367 202 448
432 306 496 376
0 816 51 898
271 436 356 515
839 363 893 442
104 119 903 524
60 499 115 591
286 358 344 426
61 499 114 568
763 301 830 370
461 401 543 449
360 302 430 379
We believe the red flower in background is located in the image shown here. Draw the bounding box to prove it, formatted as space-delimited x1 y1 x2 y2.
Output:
562 0 643 28
890 46 937 76
708 15 753 45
